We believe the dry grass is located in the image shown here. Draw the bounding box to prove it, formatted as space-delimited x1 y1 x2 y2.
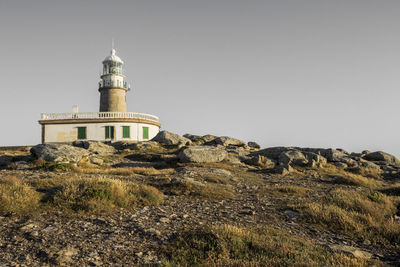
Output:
0 175 164 215
161 224 377 266
257 184 310 199
345 166 383 179
35 159 175 176
70 164 174 176
321 164 382 189
275 185 310 195
202 175 231 184
0 176 41 215
300 188 400 246
30 176 164 213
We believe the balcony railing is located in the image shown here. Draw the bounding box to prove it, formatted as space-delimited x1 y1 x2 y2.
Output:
40 112 159 122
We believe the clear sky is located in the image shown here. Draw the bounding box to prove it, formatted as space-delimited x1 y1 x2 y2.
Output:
1 0 400 156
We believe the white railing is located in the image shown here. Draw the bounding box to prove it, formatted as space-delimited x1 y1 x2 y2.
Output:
40 112 159 122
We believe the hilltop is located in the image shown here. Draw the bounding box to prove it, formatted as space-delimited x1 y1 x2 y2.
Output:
0 131 399 266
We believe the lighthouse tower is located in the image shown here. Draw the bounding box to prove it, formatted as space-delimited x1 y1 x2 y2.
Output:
39 46 160 143
99 49 130 112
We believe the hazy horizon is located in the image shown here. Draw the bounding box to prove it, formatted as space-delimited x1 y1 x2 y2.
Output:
1 0 400 156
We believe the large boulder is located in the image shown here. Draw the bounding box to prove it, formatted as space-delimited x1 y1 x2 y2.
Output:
297 148 349 162
244 155 275 168
253 147 291 160
212 136 246 147
178 146 228 163
302 152 327 167
152 131 191 146
0 155 13 167
182 134 209 145
202 135 217 143
323 148 349 162
357 158 381 170
247 141 260 149
278 150 308 166
30 144 90 163
363 151 400 166
72 141 115 155
183 134 202 141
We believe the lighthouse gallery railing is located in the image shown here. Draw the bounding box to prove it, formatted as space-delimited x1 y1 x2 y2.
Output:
40 112 159 123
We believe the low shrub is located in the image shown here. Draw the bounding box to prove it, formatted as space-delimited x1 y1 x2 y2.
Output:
345 166 383 179
321 164 381 188
300 188 400 246
37 161 74 172
276 185 309 195
0 176 41 215
161 225 374 266
30 176 164 213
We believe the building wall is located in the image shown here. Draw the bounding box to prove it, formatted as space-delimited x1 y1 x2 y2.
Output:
43 122 160 143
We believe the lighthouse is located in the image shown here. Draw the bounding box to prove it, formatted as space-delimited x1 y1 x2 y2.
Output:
39 47 161 143
99 49 129 112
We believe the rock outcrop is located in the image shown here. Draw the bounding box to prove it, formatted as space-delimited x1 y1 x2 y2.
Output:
152 131 191 146
72 141 116 155
30 144 90 163
212 136 246 147
363 151 400 166
247 141 260 149
178 146 228 163
278 150 308 166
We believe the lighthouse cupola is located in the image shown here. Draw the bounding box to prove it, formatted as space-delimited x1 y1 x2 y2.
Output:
99 48 130 112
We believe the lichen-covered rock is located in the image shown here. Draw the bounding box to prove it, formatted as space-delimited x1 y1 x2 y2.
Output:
322 148 349 162
201 135 217 143
73 141 115 155
254 147 291 161
245 155 275 168
178 146 227 163
334 162 348 168
30 144 90 163
212 136 246 147
274 164 294 175
328 245 372 259
278 150 308 166
152 131 191 146
363 151 400 166
182 134 202 141
303 152 327 167
247 141 260 149
182 134 209 145
131 141 165 152
358 158 381 169
0 155 13 167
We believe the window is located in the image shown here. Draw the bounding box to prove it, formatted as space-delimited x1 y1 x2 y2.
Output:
142 127 149 139
122 126 130 138
105 126 114 139
77 127 86 139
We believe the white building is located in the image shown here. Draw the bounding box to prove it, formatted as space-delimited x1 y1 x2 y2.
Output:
39 48 161 143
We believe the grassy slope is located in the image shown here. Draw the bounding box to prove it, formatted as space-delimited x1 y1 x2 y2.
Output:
0 148 399 266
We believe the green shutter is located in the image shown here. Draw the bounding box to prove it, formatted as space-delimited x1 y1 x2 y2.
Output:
105 126 114 139
143 127 149 139
122 126 130 138
77 127 86 139
105 126 110 139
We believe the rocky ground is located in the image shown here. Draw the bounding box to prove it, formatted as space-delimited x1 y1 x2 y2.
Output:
0 131 399 266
